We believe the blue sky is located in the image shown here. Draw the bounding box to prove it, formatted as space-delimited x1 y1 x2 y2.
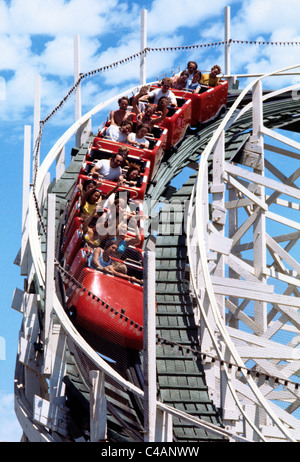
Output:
0 0 299 442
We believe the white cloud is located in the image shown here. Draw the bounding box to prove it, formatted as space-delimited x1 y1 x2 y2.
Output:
147 0 239 36
97 32 188 87
201 22 225 42
35 35 103 76
229 0 300 77
0 0 299 124
0 34 32 71
0 0 127 36
0 0 144 122
236 0 300 37
0 392 22 442
0 69 35 121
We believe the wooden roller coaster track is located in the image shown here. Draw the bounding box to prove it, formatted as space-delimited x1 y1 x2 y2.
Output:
13 75 300 442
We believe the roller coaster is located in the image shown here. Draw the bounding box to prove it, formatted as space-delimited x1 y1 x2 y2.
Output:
12 33 300 442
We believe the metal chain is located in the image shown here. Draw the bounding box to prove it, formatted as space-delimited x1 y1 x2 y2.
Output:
57 262 143 333
156 334 300 392
29 45 300 395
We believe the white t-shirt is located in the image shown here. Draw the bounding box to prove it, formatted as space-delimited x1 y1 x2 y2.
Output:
105 124 128 143
102 193 131 213
127 132 150 149
148 88 177 106
94 158 122 181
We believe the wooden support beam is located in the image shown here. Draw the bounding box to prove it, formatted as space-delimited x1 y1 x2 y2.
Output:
90 370 107 442
155 409 173 442
33 396 69 437
143 250 157 442
224 161 300 201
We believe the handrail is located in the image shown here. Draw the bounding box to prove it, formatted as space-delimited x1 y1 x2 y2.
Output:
225 81 300 131
187 63 300 442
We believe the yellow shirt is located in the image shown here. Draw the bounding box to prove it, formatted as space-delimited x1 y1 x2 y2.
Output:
200 73 220 87
81 201 97 216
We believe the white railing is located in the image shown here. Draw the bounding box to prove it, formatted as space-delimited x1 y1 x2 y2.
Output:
187 63 300 442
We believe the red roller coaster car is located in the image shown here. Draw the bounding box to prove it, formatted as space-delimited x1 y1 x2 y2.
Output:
61 77 228 350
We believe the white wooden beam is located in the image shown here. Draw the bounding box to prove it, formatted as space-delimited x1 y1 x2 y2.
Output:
228 308 300 345
214 281 300 307
224 6 231 76
90 370 107 442
143 250 157 442
43 193 56 376
155 409 173 442
11 287 25 313
33 75 41 167
225 173 268 210
264 142 300 161
266 233 300 274
251 80 263 145
140 9 147 85
21 125 32 275
74 34 81 122
33 395 69 436
236 345 300 360
224 161 300 201
210 275 274 294
262 126 300 153
56 146 65 181
266 211 300 232
225 298 263 335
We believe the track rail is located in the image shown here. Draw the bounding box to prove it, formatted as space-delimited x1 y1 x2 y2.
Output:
14 66 300 442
